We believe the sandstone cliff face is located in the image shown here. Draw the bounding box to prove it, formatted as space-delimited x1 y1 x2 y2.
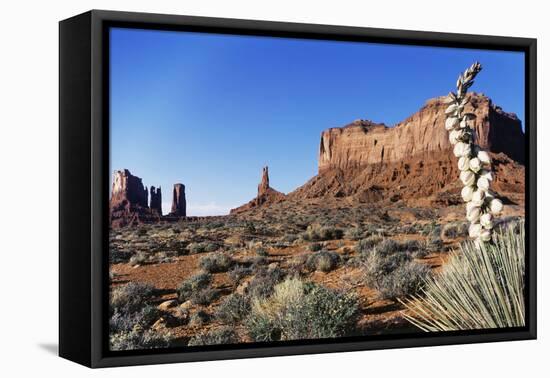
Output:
293 94 525 205
231 166 286 214
318 94 524 173
170 183 187 217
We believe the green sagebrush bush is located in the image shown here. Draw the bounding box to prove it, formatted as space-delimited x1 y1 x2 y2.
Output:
246 277 359 342
177 273 212 302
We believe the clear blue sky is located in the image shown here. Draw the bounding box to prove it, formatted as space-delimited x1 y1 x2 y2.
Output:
109 27 525 216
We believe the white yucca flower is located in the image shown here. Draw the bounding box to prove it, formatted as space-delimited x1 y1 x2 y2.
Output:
469 157 482 172
490 198 503 215
461 186 474 201
458 156 471 171
460 170 476 186
443 62 503 244
480 213 493 229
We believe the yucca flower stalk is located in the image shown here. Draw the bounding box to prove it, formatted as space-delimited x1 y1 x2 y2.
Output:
444 62 503 244
399 221 525 331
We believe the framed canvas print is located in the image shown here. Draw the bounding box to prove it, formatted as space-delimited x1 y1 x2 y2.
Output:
59 10 537 368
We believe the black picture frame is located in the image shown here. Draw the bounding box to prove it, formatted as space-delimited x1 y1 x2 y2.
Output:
59 9 537 368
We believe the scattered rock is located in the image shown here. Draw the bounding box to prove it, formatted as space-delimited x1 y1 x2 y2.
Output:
151 317 166 330
158 300 177 311
179 300 193 310
268 262 279 270
236 280 250 295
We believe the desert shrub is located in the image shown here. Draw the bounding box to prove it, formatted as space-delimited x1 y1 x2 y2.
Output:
363 245 431 300
345 227 364 240
110 305 160 333
420 222 440 236
246 278 359 342
188 242 219 254
306 251 341 272
177 273 212 302
247 266 285 299
228 265 252 285
375 262 431 300
109 282 169 350
442 222 469 239
302 225 344 241
402 222 525 331
191 288 219 305
255 246 269 257
400 224 420 234
215 294 250 324
400 239 422 252
426 235 444 252
137 227 148 236
129 251 148 266
199 253 234 273
412 244 430 259
110 248 132 264
284 233 299 243
110 329 171 351
308 242 323 252
363 249 412 282
355 235 383 254
188 327 238 346
189 310 210 326
188 242 206 254
111 282 155 314
376 239 403 255
250 256 268 269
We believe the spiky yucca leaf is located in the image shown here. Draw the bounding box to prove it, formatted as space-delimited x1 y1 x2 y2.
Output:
400 221 524 331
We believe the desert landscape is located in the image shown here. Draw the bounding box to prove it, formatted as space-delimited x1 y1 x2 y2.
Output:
109 93 525 351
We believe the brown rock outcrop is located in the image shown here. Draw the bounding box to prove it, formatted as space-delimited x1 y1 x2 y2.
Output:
110 169 160 228
292 93 525 205
170 183 187 217
230 166 286 214
150 186 162 216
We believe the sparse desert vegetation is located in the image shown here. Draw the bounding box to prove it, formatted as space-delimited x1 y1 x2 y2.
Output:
109 198 525 349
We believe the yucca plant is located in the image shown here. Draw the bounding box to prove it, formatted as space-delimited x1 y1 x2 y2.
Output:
444 62 504 244
399 221 525 331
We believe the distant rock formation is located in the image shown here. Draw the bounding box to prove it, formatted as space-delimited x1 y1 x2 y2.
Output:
111 169 148 208
110 170 188 228
150 186 162 215
170 183 187 217
258 166 270 196
318 94 524 173
110 169 159 228
291 93 525 205
230 166 286 214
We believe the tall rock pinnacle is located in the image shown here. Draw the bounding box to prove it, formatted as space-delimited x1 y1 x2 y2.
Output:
150 186 162 215
258 166 270 196
170 183 187 217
